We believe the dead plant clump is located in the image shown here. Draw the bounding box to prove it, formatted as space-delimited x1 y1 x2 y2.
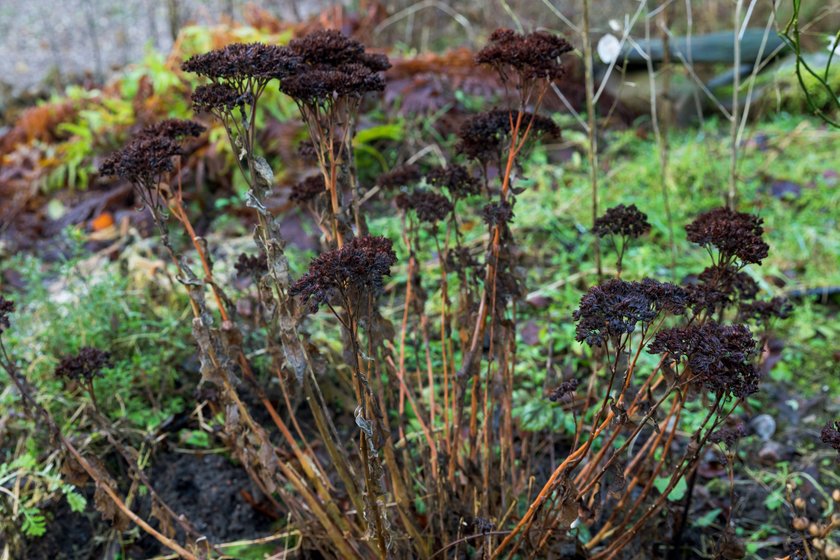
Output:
1 26 823 560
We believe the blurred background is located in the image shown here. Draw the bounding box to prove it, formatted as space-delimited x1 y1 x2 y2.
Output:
2 0 837 116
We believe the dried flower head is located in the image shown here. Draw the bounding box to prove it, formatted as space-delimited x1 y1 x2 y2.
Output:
709 423 747 448
549 378 579 402
0 295 14 333
821 421 840 452
99 135 183 186
291 235 397 310
685 207 769 265
280 30 390 104
395 190 453 223
740 297 793 325
481 200 515 227
686 265 760 314
446 246 481 273
426 164 481 198
476 28 573 82
648 322 760 399
235 252 268 279
279 63 385 103
289 29 365 66
288 30 391 70
574 279 688 347
290 175 326 204
181 42 300 84
139 119 206 140
458 109 558 163
55 347 112 382
593 204 651 239
376 164 422 191
191 83 254 114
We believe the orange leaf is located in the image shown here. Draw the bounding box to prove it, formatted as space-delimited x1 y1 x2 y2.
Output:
91 212 114 231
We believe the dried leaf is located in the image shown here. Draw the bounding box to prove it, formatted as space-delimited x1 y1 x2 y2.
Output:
61 454 89 486
253 156 275 190
93 483 130 531
151 496 175 539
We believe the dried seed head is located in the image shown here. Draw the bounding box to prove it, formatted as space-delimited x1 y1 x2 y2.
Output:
181 42 301 83
290 175 326 204
481 200 515 227
648 322 760 399
139 119 206 140
376 164 422 191
280 30 390 104
548 378 579 402
821 421 840 452
191 83 254 113
0 295 14 333
395 190 453 223
288 30 391 71
291 235 397 310
740 297 793 325
458 109 559 162
685 207 769 265
709 423 747 448
279 63 385 102
99 135 183 186
593 204 651 239
476 28 573 81
55 347 112 382
686 265 760 314
289 30 363 66
426 164 481 198
235 252 268 279
573 279 688 347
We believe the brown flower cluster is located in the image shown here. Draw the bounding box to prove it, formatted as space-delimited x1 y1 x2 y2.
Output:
280 65 385 103
0 295 14 333
99 135 183 186
425 164 481 198
395 190 453 223
709 423 747 448
279 30 390 103
55 347 112 382
648 322 759 399
685 207 769 265
573 279 687 347
100 119 204 187
291 235 397 310
235 252 268 279
593 204 651 239
191 83 254 114
481 200 515 227
181 42 300 84
376 164 422 191
458 109 558 162
140 119 206 140
290 175 326 204
821 421 840 452
686 265 759 314
289 30 387 69
548 378 579 402
740 297 793 325
476 28 573 82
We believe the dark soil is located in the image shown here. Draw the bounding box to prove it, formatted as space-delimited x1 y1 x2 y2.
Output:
17 450 276 559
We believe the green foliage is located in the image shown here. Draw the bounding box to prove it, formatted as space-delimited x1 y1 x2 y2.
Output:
654 476 688 502
2 233 193 432
0 453 85 539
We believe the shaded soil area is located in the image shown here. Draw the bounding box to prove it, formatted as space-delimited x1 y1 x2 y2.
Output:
16 450 276 559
